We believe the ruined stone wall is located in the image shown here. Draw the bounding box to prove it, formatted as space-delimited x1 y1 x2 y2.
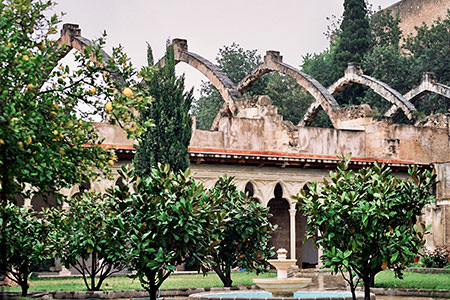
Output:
297 127 366 157
365 121 450 163
385 0 450 38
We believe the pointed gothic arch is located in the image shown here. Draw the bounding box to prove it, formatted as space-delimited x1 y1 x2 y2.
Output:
238 51 340 127
300 63 417 126
385 73 450 118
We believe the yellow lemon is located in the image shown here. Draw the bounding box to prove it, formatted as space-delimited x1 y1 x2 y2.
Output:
0 139 5 145
17 141 23 148
90 87 97 95
105 101 113 112
130 122 137 132
27 137 32 144
59 149 65 155
27 83 34 91
108 160 114 166
122 87 133 98
22 54 29 61
52 130 58 135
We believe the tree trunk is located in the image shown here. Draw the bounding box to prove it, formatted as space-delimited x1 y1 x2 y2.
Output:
222 273 232 287
148 286 159 300
90 251 97 291
364 279 371 300
213 265 233 287
20 278 29 297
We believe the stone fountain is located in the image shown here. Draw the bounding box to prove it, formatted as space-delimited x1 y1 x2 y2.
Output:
253 248 311 297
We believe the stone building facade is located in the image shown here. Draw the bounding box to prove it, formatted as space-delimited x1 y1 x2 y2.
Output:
384 0 450 38
37 0 450 273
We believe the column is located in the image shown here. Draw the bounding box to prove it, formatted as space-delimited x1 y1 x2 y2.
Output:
288 202 297 263
317 230 323 268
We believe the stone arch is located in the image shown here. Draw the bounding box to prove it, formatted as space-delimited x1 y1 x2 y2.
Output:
267 181 304 261
243 181 263 204
31 193 59 211
70 181 91 199
238 51 340 127
267 183 290 258
157 39 241 130
58 24 125 85
300 63 417 126
295 182 319 268
115 176 126 188
385 73 450 118
244 181 255 197
268 180 297 206
242 179 267 206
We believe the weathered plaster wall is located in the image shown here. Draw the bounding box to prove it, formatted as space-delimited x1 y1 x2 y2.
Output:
297 127 366 157
365 122 450 163
190 130 224 149
385 0 450 38
94 122 134 146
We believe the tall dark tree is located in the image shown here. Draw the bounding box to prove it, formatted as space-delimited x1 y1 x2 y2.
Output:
330 0 371 107
332 0 370 80
134 45 193 174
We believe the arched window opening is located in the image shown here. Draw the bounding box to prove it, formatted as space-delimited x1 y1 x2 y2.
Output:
115 177 126 188
274 183 283 199
244 182 255 198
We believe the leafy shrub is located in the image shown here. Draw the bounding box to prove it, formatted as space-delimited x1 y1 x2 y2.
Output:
422 247 450 268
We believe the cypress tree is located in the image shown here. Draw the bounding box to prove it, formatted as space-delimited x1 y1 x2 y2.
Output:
332 0 370 81
134 45 193 175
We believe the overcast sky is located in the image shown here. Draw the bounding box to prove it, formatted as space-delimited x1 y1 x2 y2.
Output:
54 0 399 95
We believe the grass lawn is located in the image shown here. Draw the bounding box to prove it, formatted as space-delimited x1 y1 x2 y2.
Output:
2 271 276 292
5 271 449 293
375 271 450 290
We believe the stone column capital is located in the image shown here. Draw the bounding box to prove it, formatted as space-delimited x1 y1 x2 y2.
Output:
288 208 297 216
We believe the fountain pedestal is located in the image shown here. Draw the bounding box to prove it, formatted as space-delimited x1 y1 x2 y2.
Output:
253 249 311 297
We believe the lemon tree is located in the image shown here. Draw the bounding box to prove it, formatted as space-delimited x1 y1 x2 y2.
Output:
293 157 436 300
0 0 151 204
0 203 56 296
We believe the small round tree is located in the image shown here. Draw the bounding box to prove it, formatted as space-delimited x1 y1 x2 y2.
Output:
209 176 276 287
54 192 127 291
108 165 221 300
293 157 436 300
0 203 55 296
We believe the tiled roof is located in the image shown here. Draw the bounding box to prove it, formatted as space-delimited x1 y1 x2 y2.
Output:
107 144 428 168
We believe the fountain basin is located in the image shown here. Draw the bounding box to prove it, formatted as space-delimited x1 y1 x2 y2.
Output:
253 278 311 297
189 290 375 300
267 259 297 279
